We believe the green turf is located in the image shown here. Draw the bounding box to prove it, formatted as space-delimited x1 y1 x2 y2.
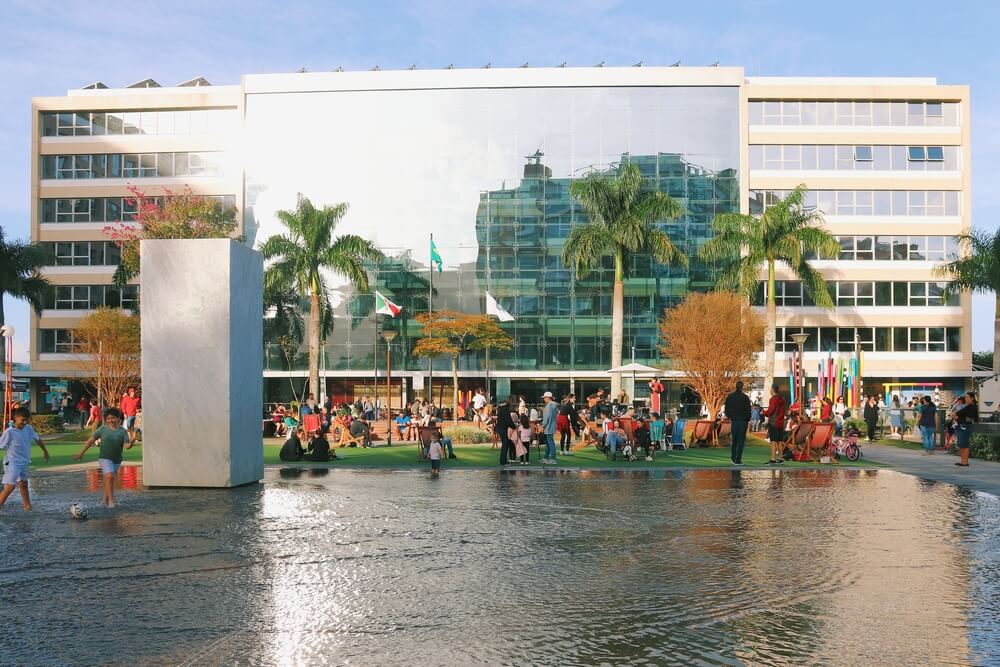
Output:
27 429 881 470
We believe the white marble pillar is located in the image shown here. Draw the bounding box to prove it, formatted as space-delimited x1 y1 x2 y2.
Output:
140 239 264 487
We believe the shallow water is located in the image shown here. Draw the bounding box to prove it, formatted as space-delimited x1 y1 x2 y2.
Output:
1 467 998 666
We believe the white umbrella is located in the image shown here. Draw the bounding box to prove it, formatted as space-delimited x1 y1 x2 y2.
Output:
606 363 663 404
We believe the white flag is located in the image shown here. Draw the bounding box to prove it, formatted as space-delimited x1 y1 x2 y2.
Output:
485 292 515 322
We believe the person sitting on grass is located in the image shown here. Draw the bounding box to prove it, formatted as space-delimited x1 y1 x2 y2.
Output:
0 407 50 511
304 431 335 462
72 408 136 509
279 428 305 462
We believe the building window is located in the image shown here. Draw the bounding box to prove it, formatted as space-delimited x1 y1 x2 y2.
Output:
41 109 237 137
749 100 959 127
39 329 78 353
42 241 119 266
749 190 959 217
40 152 225 180
39 195 236 222
41 284 139 311
854 146 873 161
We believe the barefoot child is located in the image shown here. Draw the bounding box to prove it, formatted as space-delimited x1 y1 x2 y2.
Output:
72 408 135 508
428 437 443 476
0 407 50 511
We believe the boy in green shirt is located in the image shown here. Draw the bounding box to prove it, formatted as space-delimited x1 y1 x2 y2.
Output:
73 408 136 508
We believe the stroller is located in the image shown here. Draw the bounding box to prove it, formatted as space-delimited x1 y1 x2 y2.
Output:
831 424 862 462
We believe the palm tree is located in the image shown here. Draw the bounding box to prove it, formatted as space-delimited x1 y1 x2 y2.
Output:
936 229 1000 374
699 185 840 391
258 195 383 400
0 226 50 363
562 163 687 395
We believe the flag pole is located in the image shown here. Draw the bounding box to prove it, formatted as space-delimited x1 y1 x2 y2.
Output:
428 233 434 405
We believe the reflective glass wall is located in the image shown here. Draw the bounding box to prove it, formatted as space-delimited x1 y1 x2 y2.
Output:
245 86 740 374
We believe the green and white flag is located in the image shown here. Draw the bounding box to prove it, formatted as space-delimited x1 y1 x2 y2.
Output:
374 290 401 317
430 238 443 273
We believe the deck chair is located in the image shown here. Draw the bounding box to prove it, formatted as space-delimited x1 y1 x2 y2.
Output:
714 419 732 447
690 419 715 447
571 421 599 451
417 425 441 461
787 422 817 461
671 419 687 450
620 417 636 445
302 414 321 438
809 422 836 461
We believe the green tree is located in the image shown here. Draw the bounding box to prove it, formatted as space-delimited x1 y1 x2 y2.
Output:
0 225 50 362
258 195 383 399
699 185 840 391
562 163 686 395
936 229 1000 374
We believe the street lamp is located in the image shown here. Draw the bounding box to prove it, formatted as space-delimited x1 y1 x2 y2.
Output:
790 332 810 419
382 329 397 445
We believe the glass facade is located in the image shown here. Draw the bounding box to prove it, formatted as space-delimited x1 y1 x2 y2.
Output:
245 86 740 373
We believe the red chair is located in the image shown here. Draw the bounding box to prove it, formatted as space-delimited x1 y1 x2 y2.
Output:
302 414 321 437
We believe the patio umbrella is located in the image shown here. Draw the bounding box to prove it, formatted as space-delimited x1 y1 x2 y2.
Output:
606 363 663 402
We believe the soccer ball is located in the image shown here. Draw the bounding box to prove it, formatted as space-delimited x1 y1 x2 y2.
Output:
69 503 88 519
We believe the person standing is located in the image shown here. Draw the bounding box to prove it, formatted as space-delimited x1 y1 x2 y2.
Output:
495 395 517 466
541 391 558 464
761 383 787 465
863 396 879 442
120 386 141 434
951 391 978 467
889 395 903 438
471 389 487 426
917 395 937 455
648 377 664 415
557 397 574 456
724 381 752 465
75 395 89 429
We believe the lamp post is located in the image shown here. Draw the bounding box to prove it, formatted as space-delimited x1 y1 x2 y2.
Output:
382 329 397 445
790 332 809 419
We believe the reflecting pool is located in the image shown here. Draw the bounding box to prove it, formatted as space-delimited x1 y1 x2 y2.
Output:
1 468 998 665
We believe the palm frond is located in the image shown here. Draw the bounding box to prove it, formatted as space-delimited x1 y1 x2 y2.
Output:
561 223 614 279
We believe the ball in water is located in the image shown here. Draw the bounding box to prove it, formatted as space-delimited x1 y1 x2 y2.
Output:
69 502 88 520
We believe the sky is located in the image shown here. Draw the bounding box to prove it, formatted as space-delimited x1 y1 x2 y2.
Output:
1 0 997 361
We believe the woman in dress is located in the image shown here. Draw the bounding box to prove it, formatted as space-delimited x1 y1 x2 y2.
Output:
889 395 904 437
648 377 665 415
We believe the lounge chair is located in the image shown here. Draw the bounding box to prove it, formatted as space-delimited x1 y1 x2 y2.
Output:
788 422 817 461
809 422 835 461
690 419 715 447
714 419 732 447
671 419 687 450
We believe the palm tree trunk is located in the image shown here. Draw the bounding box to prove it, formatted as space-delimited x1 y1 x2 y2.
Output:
451 356 459 419
994 294 1000 376
763 259 777 392
611 249 625 397
0 295 6 369
308 291 321 401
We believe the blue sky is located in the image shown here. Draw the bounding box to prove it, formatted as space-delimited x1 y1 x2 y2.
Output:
2 0 997 360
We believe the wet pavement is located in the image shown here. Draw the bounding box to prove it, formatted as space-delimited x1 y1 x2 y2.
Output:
1 467 998 666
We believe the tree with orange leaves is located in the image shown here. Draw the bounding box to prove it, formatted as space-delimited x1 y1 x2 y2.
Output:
411 311 513 412
659 291 765 420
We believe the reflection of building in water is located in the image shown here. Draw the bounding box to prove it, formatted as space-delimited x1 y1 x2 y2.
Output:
473 151 737 398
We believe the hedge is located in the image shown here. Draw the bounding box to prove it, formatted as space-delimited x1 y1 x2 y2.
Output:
30 414 65 434
969 433 1000 462
443 426 494 444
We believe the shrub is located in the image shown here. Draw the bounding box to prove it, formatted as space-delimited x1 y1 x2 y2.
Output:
844 417 867 434
31 414 65 434
970 433 1000 462
443 426 493 444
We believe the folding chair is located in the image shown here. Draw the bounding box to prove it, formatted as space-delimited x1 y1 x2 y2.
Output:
690 420 714 447
671 418 687 451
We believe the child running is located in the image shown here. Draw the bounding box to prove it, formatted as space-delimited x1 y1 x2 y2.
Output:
72 408 136 508
0 407 50 511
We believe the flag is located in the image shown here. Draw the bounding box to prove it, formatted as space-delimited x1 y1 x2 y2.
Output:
374 290 401 317
485 292 515 322
430 238 443 273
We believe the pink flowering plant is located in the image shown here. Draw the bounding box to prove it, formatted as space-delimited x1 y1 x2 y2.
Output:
104 186 239 286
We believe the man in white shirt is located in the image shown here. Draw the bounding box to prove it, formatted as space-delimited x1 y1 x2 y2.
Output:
471 389 487 425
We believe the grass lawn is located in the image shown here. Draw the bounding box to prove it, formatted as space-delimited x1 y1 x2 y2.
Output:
28 430 881 470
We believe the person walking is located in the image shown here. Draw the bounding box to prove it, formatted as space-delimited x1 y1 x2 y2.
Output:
951 391 978 467
917 395 937 455
541 391 558 464
863 396 879 442
557 397 574 456
761 383 787 465
495 395 517 466
724 381 752 465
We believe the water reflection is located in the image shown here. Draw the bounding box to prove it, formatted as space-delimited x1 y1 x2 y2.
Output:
0 468 996 665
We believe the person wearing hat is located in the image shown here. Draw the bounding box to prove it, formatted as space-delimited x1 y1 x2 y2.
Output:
541 391 558 464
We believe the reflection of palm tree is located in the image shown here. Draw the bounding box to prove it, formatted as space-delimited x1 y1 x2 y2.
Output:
563 163 687 395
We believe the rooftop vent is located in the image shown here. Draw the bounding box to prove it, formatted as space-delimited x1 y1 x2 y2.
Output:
80 81 109 90
127 78 161 89
177 76 211 87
